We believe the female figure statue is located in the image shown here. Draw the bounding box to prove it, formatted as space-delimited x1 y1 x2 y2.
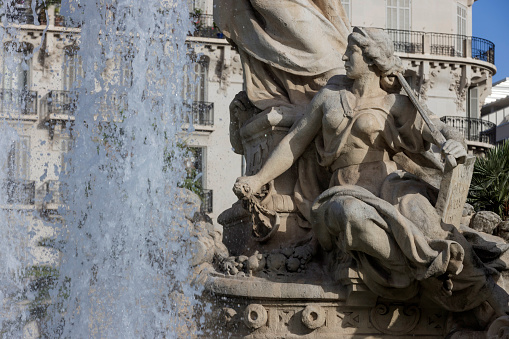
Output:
233 27 509 315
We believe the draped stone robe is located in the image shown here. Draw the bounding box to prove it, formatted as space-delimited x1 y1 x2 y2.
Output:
213 0 351 114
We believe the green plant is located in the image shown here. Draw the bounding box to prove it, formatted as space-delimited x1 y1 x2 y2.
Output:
164 141 204 199
468 140 509 220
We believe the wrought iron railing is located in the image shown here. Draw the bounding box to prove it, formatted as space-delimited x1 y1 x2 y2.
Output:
0 89 37 116
4 1 34 24
201 189 213 213
440 116 496 145
382 29 495 64
385 29 424 54
189 13 223 38
183 101 214 126
471 36 495 64
40 90 78 120
2 179 35 205
97 93 128 118
36 180 63 206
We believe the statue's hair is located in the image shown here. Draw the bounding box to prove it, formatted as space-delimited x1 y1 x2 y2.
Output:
348 27 404 93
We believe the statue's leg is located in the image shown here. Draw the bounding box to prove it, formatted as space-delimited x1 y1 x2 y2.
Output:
316 195 404 266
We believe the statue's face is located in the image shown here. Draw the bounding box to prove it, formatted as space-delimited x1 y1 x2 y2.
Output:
342 43 371 80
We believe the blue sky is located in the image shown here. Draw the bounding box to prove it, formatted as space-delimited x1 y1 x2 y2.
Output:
473 0 509 83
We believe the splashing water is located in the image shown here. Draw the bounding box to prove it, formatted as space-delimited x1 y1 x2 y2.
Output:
1 0 201 337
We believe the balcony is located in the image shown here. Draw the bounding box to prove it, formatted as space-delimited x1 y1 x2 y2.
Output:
97 94 128 122
36 180 63 211
40 90 78 122
189 12 223 39
4 1 34 24
384 29 495 64
201 189 213 213
2 179 35 206
440 116 496 145
0 89 37 118
183 101 214 126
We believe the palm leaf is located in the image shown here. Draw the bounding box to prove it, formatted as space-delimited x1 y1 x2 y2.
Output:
468 140 509 220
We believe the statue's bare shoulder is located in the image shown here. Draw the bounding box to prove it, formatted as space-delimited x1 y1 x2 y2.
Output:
313 75 353 109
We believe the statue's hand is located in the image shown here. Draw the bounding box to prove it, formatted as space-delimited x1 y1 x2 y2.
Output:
229 91 259 127
233 176 262 200
442 139 467 168
229 91 249 114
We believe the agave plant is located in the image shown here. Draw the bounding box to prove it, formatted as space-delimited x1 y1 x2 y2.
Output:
468 140 509 220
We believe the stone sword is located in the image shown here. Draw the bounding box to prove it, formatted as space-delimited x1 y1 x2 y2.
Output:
396 72 475 227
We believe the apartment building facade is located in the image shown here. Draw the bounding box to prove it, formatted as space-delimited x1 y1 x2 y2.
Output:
482 77 509 143
342 0 497 155
0 3 244 238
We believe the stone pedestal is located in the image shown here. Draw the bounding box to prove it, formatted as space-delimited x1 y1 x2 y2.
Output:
218 107 311 256
201 273 449 338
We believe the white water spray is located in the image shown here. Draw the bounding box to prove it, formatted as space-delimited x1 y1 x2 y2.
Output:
33 1 200 337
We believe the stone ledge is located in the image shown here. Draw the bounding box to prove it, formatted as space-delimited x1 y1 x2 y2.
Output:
205 273 347 301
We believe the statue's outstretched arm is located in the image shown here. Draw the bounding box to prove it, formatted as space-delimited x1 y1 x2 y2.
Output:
233 94 325 199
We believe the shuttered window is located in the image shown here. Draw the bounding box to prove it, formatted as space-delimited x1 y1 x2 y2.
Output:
63 47 83 91
387 0 411 30
341 0 351 23
468 87 479 120
2 43 31 91
8 136 30 180
183 60 208 103
457 4 467 55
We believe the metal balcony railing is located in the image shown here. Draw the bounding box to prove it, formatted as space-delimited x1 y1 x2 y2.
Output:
2 179 35 205
383 29 495 64
385 30 424 54
184 101 214 126
189 13 223 38
40 90 78 120
201 189 213 213
0 89 37 116
440 116 496 145
36 180 63 207
4 1 34 24
97 93 128 120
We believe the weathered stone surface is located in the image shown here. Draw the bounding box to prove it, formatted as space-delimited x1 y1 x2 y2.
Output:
495 220 509 242
266 253 286 271
463 203 475 217
470 211 503 234
206 7 509 338
201 275 448 338
436 155 475 227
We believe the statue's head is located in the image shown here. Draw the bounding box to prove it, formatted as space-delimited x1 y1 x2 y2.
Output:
344 27 404 92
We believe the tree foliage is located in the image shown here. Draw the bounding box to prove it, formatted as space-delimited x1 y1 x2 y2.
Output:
468 140 509 220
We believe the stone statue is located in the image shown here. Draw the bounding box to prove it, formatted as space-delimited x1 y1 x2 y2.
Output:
232 27 509 320
202 5 509 336
215 0 352 253
214 0 351 119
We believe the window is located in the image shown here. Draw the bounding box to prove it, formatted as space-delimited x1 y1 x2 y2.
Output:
120 55 133 88
468 86 479 140
63 46 83 91
386 0 411 30
468 87 479 120
184 146 204 187
61 137 73 175
341 0 351 23
183 59 208 103
8 136 30 180
457 4 467 55
2 42 31 91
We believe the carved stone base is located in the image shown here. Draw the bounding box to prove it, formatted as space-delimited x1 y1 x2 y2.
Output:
201 274 449 338
218 202 311 256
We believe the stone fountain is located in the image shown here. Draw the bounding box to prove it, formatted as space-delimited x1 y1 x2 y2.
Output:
185 1 509 338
